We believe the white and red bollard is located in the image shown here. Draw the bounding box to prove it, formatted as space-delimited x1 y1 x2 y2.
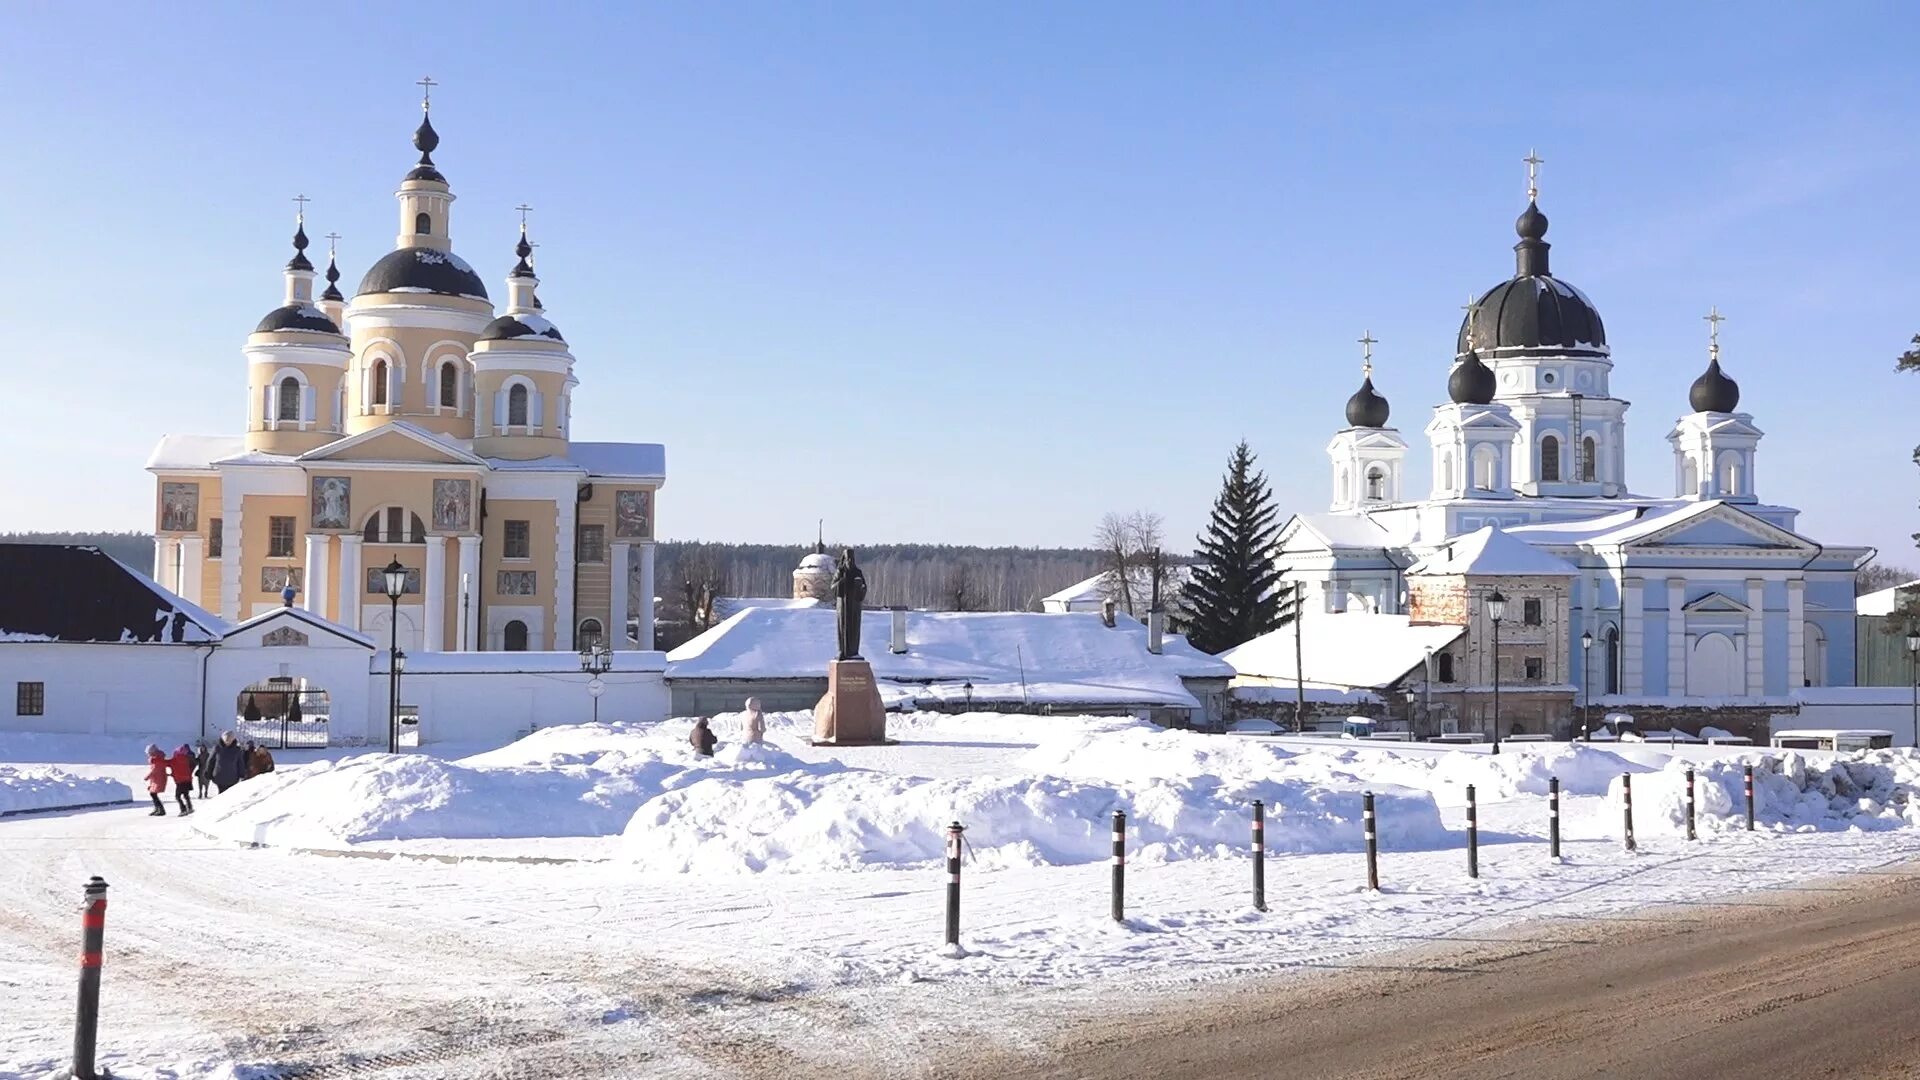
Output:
1110 809 1126 922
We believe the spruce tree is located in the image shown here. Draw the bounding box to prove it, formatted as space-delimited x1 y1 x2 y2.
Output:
1185 441 1284 654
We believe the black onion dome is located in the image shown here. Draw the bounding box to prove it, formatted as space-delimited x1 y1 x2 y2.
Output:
1454 200 1606 356
511 230 535 278
1448 350 1496 405
254 303 341 335
356 247 489 300
286 222 314 272
1688 357 1741 413
478 313 566 343
406 113 446 183
320 253 344 302
1344 376 1390 428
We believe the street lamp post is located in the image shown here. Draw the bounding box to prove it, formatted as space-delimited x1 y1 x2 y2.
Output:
382 558 408 754
580 641 613 724
1581 631 1594 742
1421 646 1435 739
1487 591 1507 756
1906 632 1920 749
962 680 974 712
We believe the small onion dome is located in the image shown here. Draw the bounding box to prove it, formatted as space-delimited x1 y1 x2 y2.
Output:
286 222 314 272
320 252 344 302
511 230 535 278
477 312 565 343
1454 200 1607 355
356 246 489 300
1448 350 1496 405
1688 357 1741 413
406 113 445 183
254 302 341 335
799 550 838 572
1344 375 1390 428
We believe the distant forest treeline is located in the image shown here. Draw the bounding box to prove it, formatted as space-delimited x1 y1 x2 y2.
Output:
1 532 1109 615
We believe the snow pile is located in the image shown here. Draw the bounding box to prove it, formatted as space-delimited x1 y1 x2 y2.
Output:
0 765 133 814
1608 750 1920 833
621 725 1447 874
1426 743 1646 801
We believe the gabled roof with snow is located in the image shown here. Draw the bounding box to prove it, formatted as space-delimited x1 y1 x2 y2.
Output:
146 434 250 471
297 420 487 466
1220 613 1463 690
667 608 1232 707
0 545 226 644
224 605 375 649
1041 565 1191 608
1409 526 1577 577
711 596 825 621
1283 513 1393 551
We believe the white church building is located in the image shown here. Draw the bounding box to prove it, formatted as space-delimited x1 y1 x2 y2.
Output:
1268 173 1869 734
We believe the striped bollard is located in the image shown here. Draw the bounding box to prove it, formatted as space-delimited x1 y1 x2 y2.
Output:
70 876 109 1080
1466 784 1479 879
1744 764 1756 831
1363 791 1380 891
1252 800 1267 913
1111 809 1126 923
944 822 964 949
1685 768 1697 841
1622 773 1637 852
1548 776 1561 861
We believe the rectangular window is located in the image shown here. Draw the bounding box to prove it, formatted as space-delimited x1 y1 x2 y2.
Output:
504 520 531 560
1436 653 1455 683
497 570 537 596
208 518 223 559
578 525 605 564
268 516 296 558
16 682 45 716
1522 598 1542 626
1524 657 1544 681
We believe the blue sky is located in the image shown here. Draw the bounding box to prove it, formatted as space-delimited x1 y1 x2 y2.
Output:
3 3 1917 563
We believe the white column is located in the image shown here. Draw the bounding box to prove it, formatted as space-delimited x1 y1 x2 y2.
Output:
423 535 447 652
1745 579 1765 698
609 541 631 652
304 534 331 618
456 535 480 651
177 536 203 605
1621 577 1645 695
1787 579 1806 691
554 498 577 650
152 537 169 584
1667 578 1687 696
220 491 243 621
337 536 363 632
638 542 656 650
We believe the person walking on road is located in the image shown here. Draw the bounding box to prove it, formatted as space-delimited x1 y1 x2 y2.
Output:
168 743 195 816
690 717 717 757
741 698 767 746
208 732 247 793
143 745 170 816
193 739 213 798
248 742 277 778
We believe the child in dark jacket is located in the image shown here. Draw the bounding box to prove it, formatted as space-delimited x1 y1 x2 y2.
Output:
168 744 195 816
144 745 170 816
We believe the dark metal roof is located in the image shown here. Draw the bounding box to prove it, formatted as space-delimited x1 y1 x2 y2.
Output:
1448 350 1497 405
286 222 314 272
478 313 566 343
355 246 490 300
1344 376 1390 428
254 303 342 335
320 254 344 302
1689 357 1741 413
1454 200 1607 355
0 545 223 644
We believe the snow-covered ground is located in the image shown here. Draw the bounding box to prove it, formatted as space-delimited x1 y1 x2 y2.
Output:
0 765 132 816
4 714 1920 1079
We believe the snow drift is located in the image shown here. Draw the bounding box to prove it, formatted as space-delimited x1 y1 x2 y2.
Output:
0 765 132 815
1608 750 1920 833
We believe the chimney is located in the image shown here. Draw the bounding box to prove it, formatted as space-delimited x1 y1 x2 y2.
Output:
1147 610 1165 655
890 606 908 654
1101 598 1117 628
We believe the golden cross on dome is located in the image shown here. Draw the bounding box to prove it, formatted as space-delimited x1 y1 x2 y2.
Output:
515 203 534 231
1524 149 1544 202
1462 294 1480 350
418 75 437 110
324 232 340 259
291 193 309 223
1358 330 1377 378
1705 306 1726 361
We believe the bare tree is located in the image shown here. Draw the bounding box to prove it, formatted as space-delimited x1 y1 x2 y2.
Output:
1858 561 1919 596
1094 510 1164 618
943 564 978 611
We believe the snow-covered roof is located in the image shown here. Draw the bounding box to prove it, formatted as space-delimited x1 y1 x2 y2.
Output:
373 650 667 675
1409 526 1577 577
1287 513 1393 550
566 442 667 480
224 605 375 649
297 420 486 466
1858 581 1920 617
1220 613 1463 690
1501 508 1650 545
711 596 825 621
145 434 249 472
1041 566 1190 608
667 608 1232 708
0 545 227 644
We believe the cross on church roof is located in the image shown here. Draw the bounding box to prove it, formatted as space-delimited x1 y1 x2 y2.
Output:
1705 306 1726 361
418 75 437 110
1524 149 1544 201
1461 295 1480 350
515 203 533 230
324 231 340 258
1358 330 1377 378
292 193 309 223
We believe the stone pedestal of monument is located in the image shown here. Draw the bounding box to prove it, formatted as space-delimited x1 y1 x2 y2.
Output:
812 659 889 745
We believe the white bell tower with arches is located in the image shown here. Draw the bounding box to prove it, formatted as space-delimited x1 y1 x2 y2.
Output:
1668 308 1763 503
1327 333 1408 511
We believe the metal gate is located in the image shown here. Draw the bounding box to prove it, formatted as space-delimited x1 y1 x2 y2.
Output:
236 682 332 748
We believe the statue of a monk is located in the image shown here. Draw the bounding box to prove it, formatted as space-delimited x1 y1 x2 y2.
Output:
831 547 867 661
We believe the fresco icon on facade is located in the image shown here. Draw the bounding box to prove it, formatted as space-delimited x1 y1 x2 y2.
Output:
261 567 303 595
365 566 422 595
614 490 652 539
310 476 352 530
433 479 473 532
498 570 538 596
160 482 199 532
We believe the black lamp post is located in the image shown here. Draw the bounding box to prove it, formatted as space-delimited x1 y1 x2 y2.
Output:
1421 646 1435 738
1906 631 1920 749
580 641 613 724
382 558 408 753
1487 590 1507 756
963 680 974 712
1581 630 1594 742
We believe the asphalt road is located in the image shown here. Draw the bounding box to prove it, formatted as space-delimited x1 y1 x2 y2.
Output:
971 870 1920 1080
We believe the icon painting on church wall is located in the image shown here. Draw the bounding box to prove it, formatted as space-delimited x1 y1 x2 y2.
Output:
364 567 422 595
614 490 652 539
497 570 538 596
310 476 351 530
433 479 473 532
261 567 304 595
160 482 199 532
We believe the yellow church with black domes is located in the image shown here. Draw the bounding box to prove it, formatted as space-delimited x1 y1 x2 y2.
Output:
146 90 664 655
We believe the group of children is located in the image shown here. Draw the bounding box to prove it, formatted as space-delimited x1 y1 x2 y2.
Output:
143 732 277 817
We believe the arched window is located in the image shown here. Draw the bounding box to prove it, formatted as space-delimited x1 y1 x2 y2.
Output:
277 376 301 421
1364 467 1385 501
371 360 389 407
1804 621 1828 687
415 211 432 236
1540 435 1561 482
1682 456 1699 497
578 618 604 648
1440 451 1454 491
1581 436 1597 481
1718 451 1743 496
1605 626 1621 694
508 384 530 427
503 620 529 652
1473 445 1498 491
362 508 427 544
439 362 459 408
